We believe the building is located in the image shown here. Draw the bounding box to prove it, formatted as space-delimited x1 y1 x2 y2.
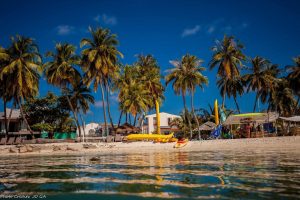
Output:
0 109 27 134
144 112 180 134
77 122 100 136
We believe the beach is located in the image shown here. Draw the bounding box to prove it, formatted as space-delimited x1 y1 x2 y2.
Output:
1 136 299 157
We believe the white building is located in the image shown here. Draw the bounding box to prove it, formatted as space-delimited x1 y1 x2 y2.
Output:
144 112 180 134
77 122 100 136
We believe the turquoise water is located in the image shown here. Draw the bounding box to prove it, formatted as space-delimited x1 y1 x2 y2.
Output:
0 149 299 199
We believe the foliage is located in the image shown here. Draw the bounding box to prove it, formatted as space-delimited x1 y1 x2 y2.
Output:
31 123 54 132
209 35 246 78
23 92 74 132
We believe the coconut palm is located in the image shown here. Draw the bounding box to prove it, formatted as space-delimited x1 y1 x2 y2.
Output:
65 81 95 140
136 55 164 134
268 78 296 116
44 43 82 138
166 54 208 138
209 35 246 107
243 57 280 112
81 27 123 136
0 46 11 136
217 76 244 113
0 35 42 137
286 56 300 108
116 65 153 126
167 54 208 138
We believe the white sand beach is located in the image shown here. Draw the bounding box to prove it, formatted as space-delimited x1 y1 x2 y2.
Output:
0 136 299 157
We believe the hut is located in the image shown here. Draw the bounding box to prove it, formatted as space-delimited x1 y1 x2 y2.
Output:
116 123 140 136
223 112 279 138
279 116 300 136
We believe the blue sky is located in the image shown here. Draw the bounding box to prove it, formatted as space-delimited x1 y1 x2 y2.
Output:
0 0 299 123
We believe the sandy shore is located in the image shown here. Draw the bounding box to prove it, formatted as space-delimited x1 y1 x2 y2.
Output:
0 136 299 157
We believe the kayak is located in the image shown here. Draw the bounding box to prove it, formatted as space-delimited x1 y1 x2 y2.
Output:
126 133 174 141
174 139 188 148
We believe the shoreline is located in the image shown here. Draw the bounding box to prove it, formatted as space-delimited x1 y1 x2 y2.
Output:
0 136 299 157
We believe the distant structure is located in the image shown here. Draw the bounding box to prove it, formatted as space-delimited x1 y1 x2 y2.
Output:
144 112 180 134
0 109 27 134
77 122 100 136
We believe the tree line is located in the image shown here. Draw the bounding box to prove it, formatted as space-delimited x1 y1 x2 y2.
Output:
0 27 299 139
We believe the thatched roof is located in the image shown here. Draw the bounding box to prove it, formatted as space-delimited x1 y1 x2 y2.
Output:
224 112 279 125
116 123 140 133
196 121 217 131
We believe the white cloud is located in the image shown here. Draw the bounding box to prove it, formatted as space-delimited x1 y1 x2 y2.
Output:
182 25 201 37
56 25 74 35
222 25 233 33
94 14 117 25
207 26 216 34
94 100 104 108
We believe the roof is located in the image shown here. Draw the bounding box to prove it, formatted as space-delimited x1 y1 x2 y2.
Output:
224 112 279 125
0 109 21 120
279 116 300 122
196 121 217 131
145 112 180 118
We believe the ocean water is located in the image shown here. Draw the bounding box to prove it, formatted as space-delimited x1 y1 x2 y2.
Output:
0 149 299 200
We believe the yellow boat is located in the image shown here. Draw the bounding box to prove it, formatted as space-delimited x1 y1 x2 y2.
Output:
126 133 174 141
174 139 188 148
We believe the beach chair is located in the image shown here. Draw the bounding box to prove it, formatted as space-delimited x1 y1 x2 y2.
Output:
6 137 15 145
114 134 123 142
0 137 7 145
105 135 115 143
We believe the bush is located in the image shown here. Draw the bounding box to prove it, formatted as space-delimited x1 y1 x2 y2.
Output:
32 123 54 132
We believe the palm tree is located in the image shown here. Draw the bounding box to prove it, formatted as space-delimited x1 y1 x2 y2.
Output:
217 76 244 113
209 35 246 107
268 78 296 116
243 57 279 112
136 55 164 134
0 35 42 137
66 81 95 141
116 65 153 126
44 43 82 138
286 56 300 108
166 54 208 138
81 27 123 136
0 46 11 136
167 54 208 138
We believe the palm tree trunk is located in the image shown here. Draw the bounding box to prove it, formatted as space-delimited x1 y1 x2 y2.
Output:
234 96 241 113
17 98 34 138
155 99 161 134
79 113 86 142
105 82 114 131
191 90 201 140
133 114 137 126
183 94 193 139
100 83 108 136
3 99 8 137
7 104 13 132
129 114 132 125
222 90 226 108
253 93 258 112
65 95 82 141
118 110 123 127
125 112 128 123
